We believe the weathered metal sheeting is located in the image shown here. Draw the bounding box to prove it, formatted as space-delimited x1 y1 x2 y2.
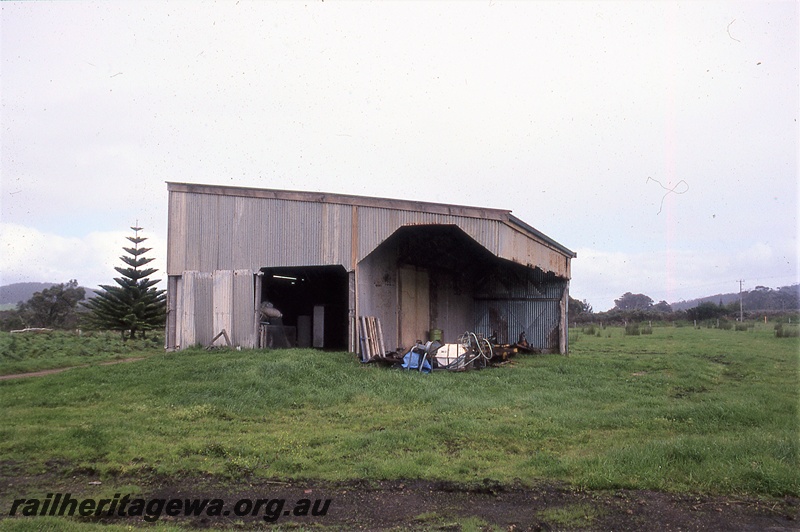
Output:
174 269 255 350
233 270 256 348
473 299 563 350
180 271 213 348
166 182 575 353
355 206 504 264
168 191 353 273
167 185 572 279
499 223 571 280
473 269 568 350
212 270 233 347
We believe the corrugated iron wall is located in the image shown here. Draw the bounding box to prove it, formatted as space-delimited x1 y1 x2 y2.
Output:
169 192 354 273
166 184 574 353
180 271 213 348
167 190 570 279
173 269 255 349
355 206 504 265
473 267 567 351
233 269 257 348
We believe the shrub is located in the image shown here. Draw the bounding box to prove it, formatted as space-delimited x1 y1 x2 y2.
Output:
625 323 640 336
735 323 749 332
641 325 653 335
582 325 597 335
775 323 800 338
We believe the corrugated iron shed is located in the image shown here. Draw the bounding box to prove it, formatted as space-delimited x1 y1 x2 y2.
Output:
165 182 576 354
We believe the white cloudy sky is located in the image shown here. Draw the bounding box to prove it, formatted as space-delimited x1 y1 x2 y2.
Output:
1 0 797 311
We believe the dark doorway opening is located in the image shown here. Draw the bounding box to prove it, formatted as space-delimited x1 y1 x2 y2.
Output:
260 265 349 350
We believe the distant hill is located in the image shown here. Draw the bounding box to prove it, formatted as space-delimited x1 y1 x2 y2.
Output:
0 282 98 307
672 284 799 312
671 292 740 311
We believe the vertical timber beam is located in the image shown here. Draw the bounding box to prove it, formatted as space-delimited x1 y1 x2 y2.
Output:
254 271 263 348
559 281 569 355
166 275 179 351
350 204 359 353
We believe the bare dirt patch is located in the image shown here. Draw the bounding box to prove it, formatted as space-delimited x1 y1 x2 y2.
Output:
1 465 797 530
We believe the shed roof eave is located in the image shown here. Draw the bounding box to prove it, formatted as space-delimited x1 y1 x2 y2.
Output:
167 181 511 221
507 214 577 259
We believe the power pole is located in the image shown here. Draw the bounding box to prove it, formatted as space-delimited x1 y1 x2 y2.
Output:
738 279 745 322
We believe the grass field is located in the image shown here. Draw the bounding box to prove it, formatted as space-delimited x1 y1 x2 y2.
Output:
0 331 163 375
0 325 797 501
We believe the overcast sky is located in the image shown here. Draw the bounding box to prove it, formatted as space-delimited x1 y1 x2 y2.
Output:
1 0 797 311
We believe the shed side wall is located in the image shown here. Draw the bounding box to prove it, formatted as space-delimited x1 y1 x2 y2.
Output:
168 191 571 278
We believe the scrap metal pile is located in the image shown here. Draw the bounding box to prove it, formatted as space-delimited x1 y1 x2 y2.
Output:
362 325 538 373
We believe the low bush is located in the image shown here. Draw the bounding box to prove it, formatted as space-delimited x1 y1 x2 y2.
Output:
624 323 640 336
775 323 800 338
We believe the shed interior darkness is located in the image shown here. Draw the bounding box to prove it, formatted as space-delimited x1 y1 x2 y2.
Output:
260 265 349 350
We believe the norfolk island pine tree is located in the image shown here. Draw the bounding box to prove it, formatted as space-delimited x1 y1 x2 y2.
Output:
82 226 166 340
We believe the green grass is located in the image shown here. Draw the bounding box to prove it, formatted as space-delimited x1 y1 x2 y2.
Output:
0 518 188 531
0 326 797 498
536 503 602 528
0 331 163 375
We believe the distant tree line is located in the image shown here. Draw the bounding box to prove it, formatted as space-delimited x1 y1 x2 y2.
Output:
0 280 86 331
570 284 800 325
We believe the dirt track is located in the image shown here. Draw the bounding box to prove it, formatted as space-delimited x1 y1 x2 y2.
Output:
2 467 797 530
0 357 145 381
